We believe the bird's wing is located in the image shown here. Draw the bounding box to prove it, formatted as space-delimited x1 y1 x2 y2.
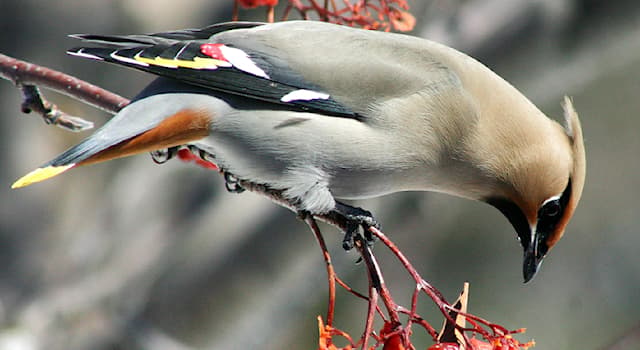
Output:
68 21 461 120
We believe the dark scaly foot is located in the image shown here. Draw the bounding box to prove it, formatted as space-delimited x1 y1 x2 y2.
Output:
224 172 245 193
332 201 379 251
188 145 217 164
150 146 179 164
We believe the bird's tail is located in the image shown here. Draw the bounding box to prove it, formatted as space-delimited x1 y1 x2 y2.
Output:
12 90 213 188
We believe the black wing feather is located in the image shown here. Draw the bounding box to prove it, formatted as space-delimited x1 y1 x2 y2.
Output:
68 23 358 119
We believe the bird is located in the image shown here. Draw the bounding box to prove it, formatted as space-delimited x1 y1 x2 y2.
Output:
11 21 585 282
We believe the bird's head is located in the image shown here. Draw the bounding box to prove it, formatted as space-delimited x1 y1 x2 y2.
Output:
485 97 585 283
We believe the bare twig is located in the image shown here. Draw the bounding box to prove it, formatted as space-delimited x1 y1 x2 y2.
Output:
362 269 378 349
232 0 239 21
0 53 129 116
278 0 413 31
356 237 400 324
370 227 451 313
304 215 337 327
267 5 275 22
19 84 94 131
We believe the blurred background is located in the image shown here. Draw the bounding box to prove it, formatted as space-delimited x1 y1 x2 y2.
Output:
1 0 639 349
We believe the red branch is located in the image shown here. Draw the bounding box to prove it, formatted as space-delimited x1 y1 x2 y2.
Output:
0 53 128 114
235 0 415 31
305 215 337 326
299 208 532 349
0 53 129 131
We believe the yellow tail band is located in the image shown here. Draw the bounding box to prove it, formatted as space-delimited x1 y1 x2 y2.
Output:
11 164 75 189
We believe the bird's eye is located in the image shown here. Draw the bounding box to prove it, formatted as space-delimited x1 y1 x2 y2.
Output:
541 199 561 217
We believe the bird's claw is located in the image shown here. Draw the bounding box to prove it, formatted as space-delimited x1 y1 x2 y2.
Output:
150 146 179 164
224 172 245 193
337 205 379 251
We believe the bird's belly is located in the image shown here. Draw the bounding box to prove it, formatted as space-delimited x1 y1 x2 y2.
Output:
327 167 427 199
191 109 437 208
194 136 425 198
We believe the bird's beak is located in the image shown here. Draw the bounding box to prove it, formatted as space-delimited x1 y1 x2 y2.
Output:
522 225 548 283
12 108 211 188
522 243 541 283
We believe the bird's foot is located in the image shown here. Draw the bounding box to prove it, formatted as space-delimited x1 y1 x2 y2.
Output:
150 146 179 164
193 146 214 163
224 172 245 193
333 202 379 251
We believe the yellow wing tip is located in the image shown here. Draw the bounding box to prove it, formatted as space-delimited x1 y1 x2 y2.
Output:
11 164 75 189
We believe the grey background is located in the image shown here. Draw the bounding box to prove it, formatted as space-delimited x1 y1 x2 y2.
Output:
1 0 639 349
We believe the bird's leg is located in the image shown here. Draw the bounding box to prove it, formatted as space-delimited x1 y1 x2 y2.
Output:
149 146 179 164
223 172 245 193
331 201 379 251
188 145 215 163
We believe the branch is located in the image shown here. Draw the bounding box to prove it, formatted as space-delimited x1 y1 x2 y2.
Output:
18 84 94 131
0 53 129 129
235 0 415 31
304 215 337 326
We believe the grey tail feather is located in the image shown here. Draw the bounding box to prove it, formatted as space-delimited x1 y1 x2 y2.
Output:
46 139 101 167
45 119 144 167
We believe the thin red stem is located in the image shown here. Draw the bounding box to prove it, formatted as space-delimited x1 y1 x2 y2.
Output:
281 4 293 21
232 0 239 21
397 306 439 339
360 248 378 350
369 227 451 309
267 5 275 22
362 242 400 324
305 216 336 327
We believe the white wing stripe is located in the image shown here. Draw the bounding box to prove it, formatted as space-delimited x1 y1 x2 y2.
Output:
281 89 330 103
67 49 104 61
111 51 149 67
219 45 269 79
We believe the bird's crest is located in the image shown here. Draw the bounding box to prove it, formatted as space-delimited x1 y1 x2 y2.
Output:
547 97 586 247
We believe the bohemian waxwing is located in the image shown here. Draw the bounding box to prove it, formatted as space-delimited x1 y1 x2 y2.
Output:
12 21 586 282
